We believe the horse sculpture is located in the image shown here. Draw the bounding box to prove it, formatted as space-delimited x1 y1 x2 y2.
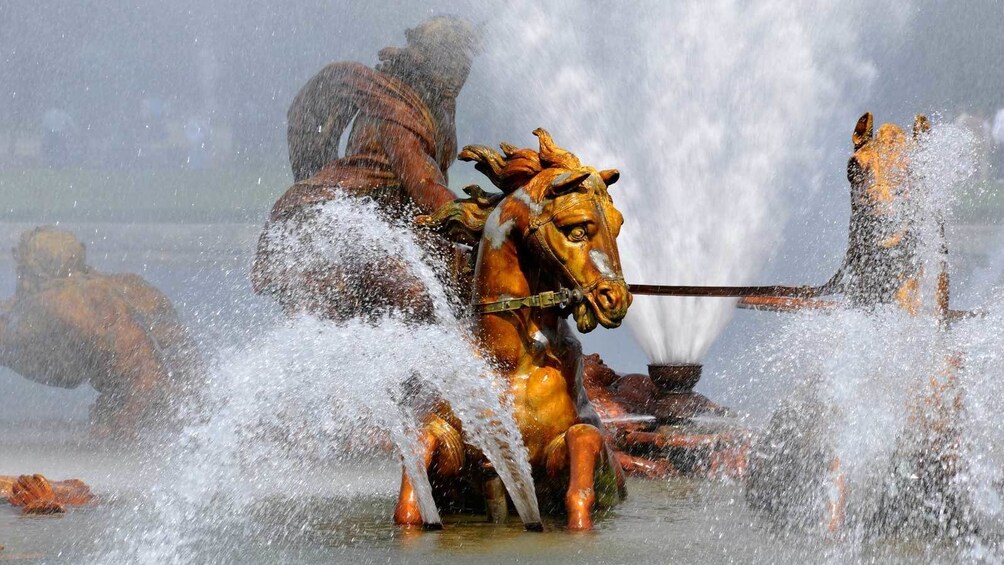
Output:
397 128 633 531
821 112 943 312
746 113 969 537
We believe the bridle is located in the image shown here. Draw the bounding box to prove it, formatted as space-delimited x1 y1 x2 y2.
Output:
471 189 624 316
473 287 584 315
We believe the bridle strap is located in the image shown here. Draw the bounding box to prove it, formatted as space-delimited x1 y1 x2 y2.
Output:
473 287 583 315
471 190 620 316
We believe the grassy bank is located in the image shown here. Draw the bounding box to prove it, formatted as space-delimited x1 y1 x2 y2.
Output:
1 166 293 224
1 164 483 225
2 165 1000 225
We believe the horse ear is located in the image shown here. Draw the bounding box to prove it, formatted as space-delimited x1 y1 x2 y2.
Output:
852 112 873 150
548 170 590 197
913 114 931 138
599 169 620 186
533 127 580 168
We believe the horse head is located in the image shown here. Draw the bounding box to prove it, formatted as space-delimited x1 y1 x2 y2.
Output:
847 112 930 210
421 128 632 332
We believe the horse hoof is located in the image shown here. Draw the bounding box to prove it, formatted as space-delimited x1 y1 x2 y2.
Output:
567 514 593 531
524 522 544 532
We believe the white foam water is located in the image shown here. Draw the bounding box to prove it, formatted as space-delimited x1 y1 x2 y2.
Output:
745 123 1004 559
103 196 541 562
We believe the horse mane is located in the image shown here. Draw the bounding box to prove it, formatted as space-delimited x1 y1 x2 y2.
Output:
417 129 602 247
458 128 581 195
418 129 583 244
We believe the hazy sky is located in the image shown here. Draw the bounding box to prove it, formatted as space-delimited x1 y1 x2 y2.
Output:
2 1 1001 159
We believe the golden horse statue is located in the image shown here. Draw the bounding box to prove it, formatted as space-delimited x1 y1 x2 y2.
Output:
822 111 944 313
396 128 633 530
747 113 969 537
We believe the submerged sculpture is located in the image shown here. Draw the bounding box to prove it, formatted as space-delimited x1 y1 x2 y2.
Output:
253 16 479 320
1 474 93 515
404 129 632 530
0 227 201 436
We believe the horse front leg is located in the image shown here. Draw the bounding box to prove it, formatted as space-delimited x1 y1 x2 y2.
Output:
394 415 465 528
546 423 604 531
393 426 437 527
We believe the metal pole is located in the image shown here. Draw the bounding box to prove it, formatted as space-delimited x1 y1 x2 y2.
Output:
627 284 825 298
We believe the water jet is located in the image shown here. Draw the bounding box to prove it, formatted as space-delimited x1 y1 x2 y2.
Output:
3 3 1004 563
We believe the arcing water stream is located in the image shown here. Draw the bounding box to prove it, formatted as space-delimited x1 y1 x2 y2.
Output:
102 196 540 561
3 2 1004 563
479 2 1004 557
743 122 1004 559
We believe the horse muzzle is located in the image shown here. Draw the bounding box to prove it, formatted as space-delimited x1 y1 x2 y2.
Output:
574 279 632 332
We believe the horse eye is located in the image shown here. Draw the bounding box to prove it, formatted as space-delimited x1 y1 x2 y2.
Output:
566 225 588 241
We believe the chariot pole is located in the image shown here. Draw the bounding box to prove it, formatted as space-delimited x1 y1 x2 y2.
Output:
627 282 980 321
627 284 825 298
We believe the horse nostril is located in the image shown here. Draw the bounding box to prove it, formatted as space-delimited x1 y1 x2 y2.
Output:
597 285 617 309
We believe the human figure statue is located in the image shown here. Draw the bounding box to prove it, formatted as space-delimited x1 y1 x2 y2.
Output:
0 227 201 437
252 16 479 320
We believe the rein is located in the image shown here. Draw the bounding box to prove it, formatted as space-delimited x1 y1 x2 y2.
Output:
473 287 584 315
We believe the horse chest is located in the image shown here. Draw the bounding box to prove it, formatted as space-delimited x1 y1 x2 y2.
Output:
509 366 578 459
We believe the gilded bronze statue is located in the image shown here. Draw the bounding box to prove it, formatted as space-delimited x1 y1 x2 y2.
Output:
0 227 201 437
746 113 968 536
252 16 479 320
398 129 632 531
820 112 945 312
1 474 93 515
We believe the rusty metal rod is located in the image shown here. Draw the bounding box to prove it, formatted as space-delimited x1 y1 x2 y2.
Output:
627 284 825 298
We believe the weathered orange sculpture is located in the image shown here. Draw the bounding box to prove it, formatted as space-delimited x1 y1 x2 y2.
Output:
0 227 201 436
569 352 748 481
252 16 479 320
401 129 632 531
821 112 943 312
2 474 93 514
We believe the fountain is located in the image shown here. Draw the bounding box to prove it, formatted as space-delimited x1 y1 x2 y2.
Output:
3 3 1004 563
743 115 991 544
647 363 702 393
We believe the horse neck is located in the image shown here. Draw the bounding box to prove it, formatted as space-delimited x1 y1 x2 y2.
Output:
472 235 558 368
